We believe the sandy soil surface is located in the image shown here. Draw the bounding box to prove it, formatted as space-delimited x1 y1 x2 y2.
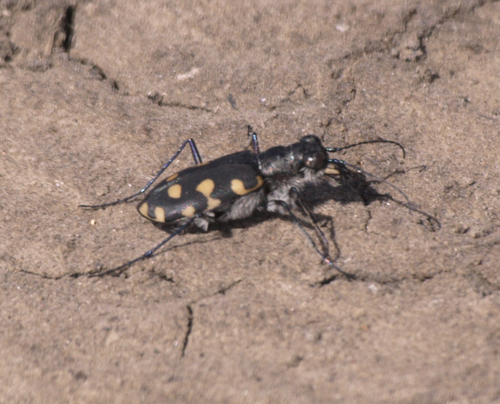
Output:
1 0 500 402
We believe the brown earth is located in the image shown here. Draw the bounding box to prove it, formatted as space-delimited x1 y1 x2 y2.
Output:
1 0 500 402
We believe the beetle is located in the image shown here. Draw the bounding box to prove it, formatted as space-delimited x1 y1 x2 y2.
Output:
81 126 426 278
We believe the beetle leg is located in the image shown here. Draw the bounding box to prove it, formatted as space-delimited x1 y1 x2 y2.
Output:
88 217 196 277
272 199 354 279
80 139 203 209
328 159 441 230
186 138 203 165
247 125 262 171
289 187 330 257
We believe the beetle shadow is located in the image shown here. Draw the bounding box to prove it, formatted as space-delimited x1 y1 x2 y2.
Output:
301 170 392 209
302 171 440 232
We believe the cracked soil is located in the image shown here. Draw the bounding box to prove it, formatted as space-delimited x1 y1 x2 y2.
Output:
1 0 500 402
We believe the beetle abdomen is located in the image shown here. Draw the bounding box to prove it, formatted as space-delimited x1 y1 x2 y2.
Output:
137 163 264 223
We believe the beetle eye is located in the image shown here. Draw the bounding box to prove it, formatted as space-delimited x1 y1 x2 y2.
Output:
304 152 325 169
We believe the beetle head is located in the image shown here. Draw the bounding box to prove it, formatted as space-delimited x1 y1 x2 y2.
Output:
297 135 328 171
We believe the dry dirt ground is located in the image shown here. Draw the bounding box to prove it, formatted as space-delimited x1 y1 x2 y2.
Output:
1 0 500 402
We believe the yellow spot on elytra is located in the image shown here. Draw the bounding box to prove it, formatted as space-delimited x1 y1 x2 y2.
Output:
207 198 221 210
182 206 196 217
154 207 166 222
166 173 178 182
196 179 221 211
138 202 150 218
196 179 215 197
167 184 182 198
231 175 264 195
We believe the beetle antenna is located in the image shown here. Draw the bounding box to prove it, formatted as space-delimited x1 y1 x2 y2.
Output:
88 217 196 277
327 139 406 159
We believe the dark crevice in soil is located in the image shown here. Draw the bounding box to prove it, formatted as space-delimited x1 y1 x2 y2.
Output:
157 273 175 283
20 269 63 280
265 83 310 111
397 1 491 59
350 265 483 287
284 83 310 100
72 59 121 91
353 272 439 286
89 64 107 80
337 79 357 107
466 271 500 297
89 64 120 90
147 92 212 112
181 305 193 357
401 8 418 31
314 264 454 288
158 101 211 112
1 40 19 63
363 209 372 233
218 279 242 295
348 267 500 299
329 0 489 69
61 5 76 54
315 274 343 287
227 93 237 109
286 355 304 369
23 60 52 72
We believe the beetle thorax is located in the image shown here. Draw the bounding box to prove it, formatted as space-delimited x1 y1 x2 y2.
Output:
259 137 327 208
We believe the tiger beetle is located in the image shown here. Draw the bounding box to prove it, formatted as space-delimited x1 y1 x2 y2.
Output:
81 126 428 278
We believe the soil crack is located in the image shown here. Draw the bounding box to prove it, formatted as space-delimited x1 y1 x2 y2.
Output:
218 279 242 295
61 5 76 54
181 305 193 357
147 93 212 112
